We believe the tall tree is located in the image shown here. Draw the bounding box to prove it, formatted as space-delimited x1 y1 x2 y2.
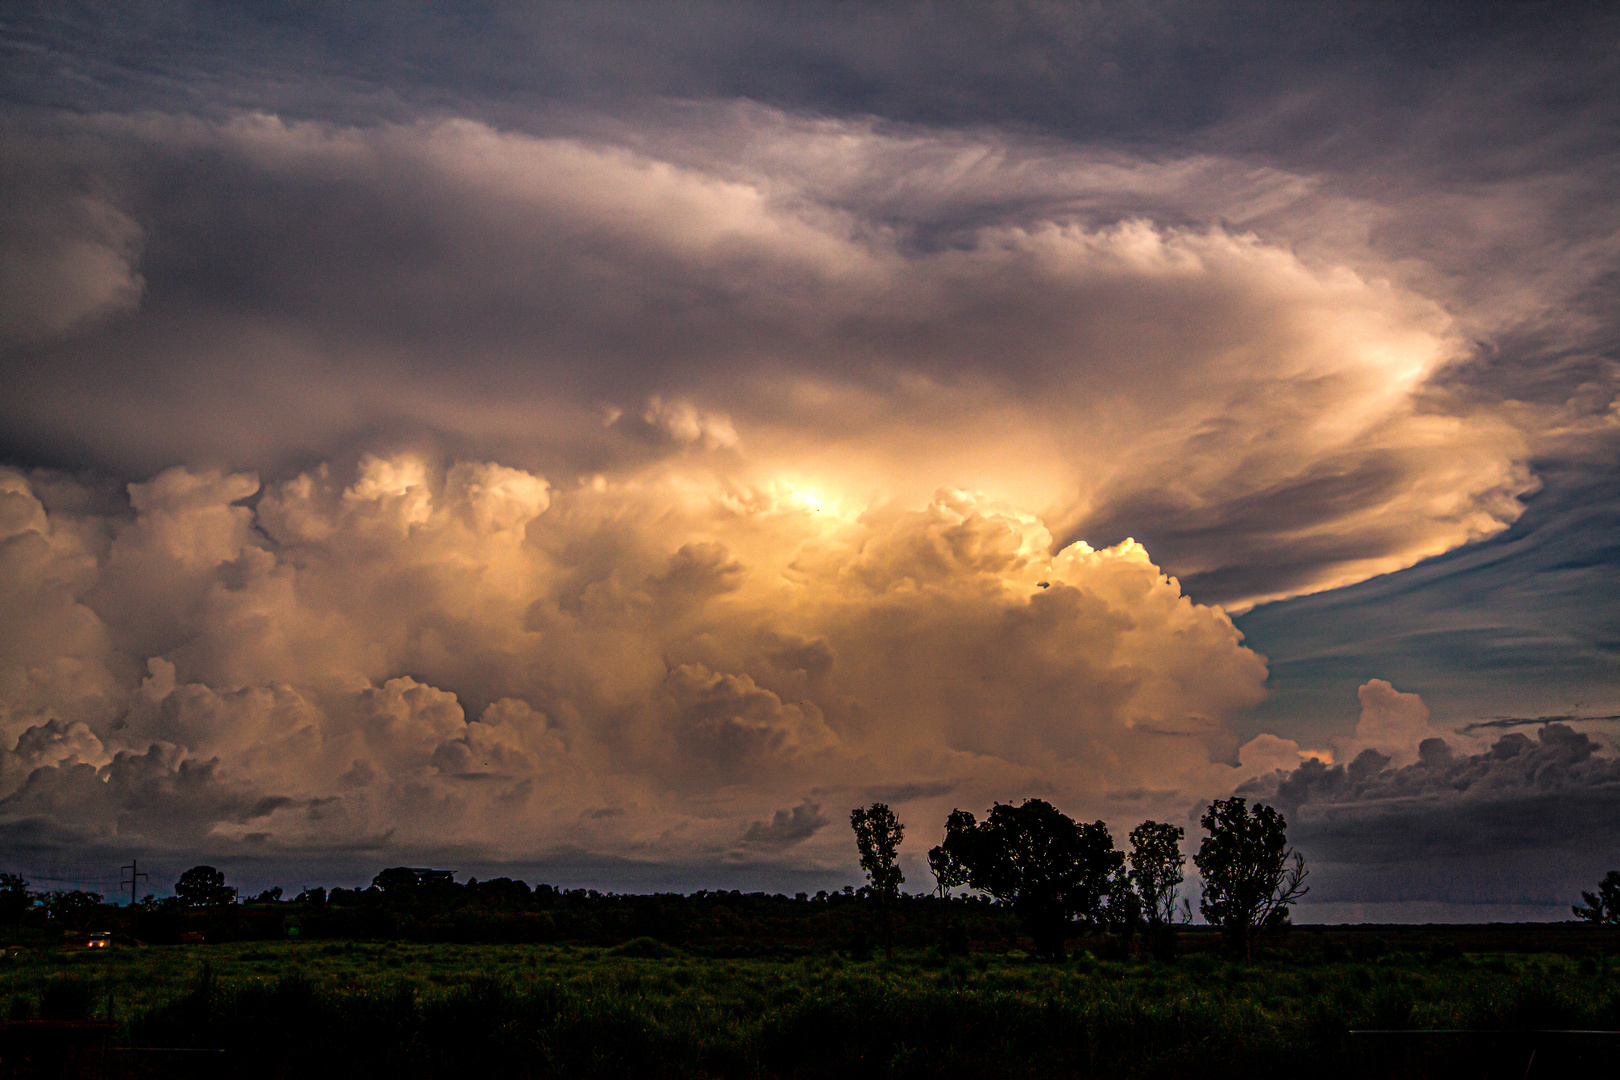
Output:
850 802 905 958
941 798 1122 959
43 890 103 929
850 803 906 898
1193 797 1308 962
1129 820 1186 927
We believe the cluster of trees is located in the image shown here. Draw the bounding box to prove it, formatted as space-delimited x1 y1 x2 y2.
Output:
0 872 110 929
854 795 1308 960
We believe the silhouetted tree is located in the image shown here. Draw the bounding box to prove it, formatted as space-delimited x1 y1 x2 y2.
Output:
851 802 904 958
0 873 29 922
470 877 533 907
1194 797 1307 962
175 865 235 907
1129 820 1185 959
1574 870 1620 923
927 810 975 898
1105 863 1142 939
1130 820 1186 926
851 804 905 898
373 867 422 893
941 798 1122 959
372 867 456 896
42 889 103 928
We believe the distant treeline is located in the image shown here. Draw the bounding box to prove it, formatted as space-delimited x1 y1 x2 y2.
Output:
4 795 1616 958
3 869 1037 955
0 794 1299 959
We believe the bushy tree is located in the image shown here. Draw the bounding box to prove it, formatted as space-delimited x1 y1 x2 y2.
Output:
470 877 533 907
372 867 456 895
1574 870 1620 923
174 865 235 907
941 798 1122 959
373 867 423 894
1129 820 1186 926
1105 863 1142 938
1193 797 1307 962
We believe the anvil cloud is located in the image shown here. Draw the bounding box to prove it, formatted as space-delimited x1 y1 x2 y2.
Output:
0 111 1535 606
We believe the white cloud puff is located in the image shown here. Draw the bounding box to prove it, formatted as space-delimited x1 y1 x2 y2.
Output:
1345 679 1448 765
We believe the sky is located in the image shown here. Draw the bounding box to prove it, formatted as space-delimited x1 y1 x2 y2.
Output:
1 2 1617 920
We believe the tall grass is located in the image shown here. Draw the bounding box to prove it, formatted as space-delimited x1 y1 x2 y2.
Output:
115 952 1620 1078
7 943 1620 1077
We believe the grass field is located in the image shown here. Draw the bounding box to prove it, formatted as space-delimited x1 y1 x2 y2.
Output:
3 933 1620 1077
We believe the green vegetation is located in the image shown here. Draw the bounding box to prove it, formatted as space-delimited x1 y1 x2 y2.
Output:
3 933 1619 1077
5 813 1620 1075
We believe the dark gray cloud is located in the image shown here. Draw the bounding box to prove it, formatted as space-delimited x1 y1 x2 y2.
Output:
1241 725 1620 906
741 799 828 849
1461 715 1620 734
5 4 1615 154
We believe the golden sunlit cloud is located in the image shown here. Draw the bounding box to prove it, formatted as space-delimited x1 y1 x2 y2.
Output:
1 453 1283 862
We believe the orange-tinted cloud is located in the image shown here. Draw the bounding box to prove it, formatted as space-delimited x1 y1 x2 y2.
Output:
1 454 1272 864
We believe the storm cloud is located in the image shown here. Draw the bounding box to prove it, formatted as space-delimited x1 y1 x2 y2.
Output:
1240 722 1620 909
1 3 1617 906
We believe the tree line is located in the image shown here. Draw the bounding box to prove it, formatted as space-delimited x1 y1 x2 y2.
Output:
7 793 1617 957
2 795 1305 961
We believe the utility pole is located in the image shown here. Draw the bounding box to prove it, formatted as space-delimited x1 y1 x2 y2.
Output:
120 859 148 907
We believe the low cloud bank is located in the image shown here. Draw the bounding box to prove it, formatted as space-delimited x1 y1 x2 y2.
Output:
1241 712 1620 906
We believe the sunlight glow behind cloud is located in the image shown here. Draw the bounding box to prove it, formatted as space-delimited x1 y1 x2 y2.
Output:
1 454 1281 865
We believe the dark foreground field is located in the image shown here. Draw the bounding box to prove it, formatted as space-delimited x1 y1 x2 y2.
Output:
4 927 1620 1078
